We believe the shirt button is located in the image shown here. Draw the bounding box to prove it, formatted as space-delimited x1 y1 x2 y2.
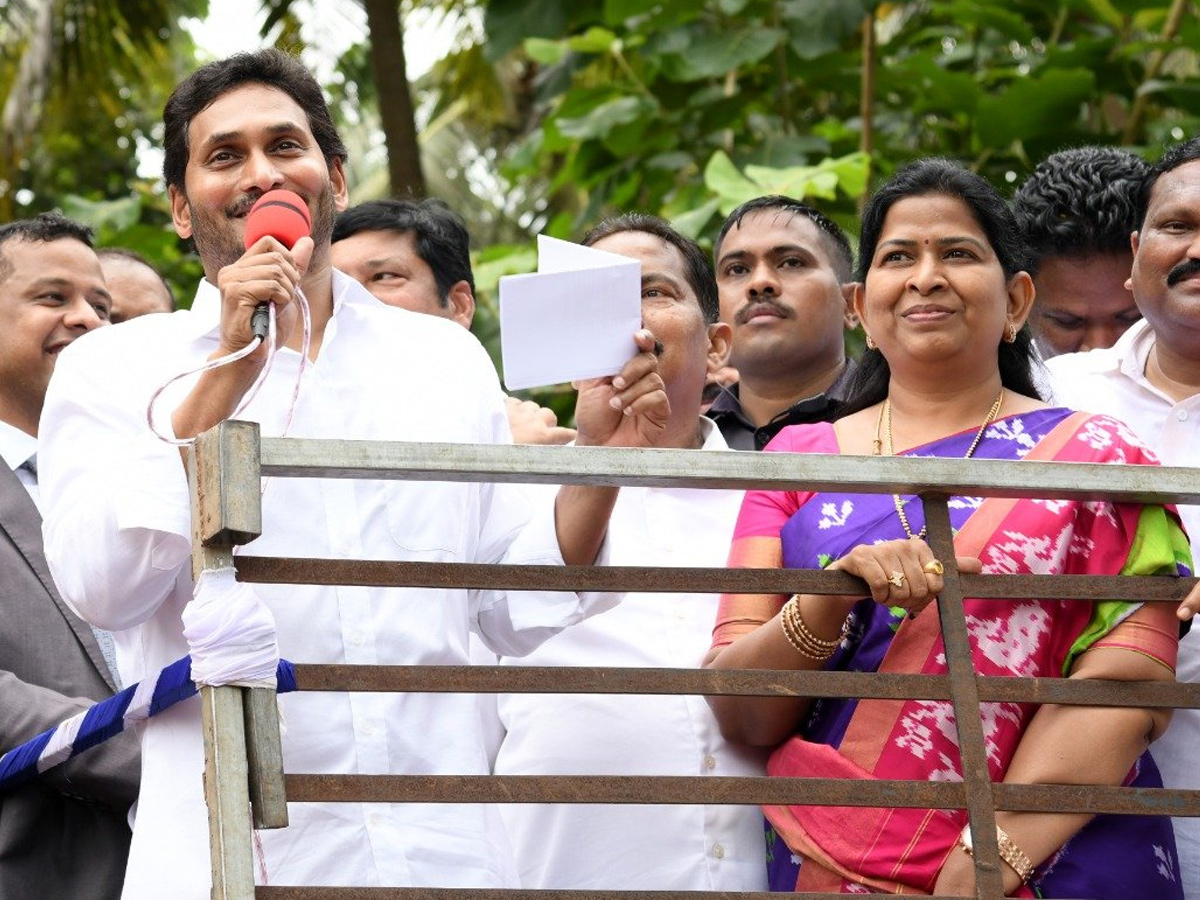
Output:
349 631 364 646
1177 409 1189 422
703 754 717 771
369 811 385 827
712 844 725 859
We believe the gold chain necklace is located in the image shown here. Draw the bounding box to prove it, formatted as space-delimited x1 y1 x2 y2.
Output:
875 389 1005 540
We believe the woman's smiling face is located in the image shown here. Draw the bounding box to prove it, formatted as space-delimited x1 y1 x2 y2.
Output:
854 192 1032 371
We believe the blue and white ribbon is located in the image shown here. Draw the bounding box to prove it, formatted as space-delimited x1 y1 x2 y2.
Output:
0 655 297 794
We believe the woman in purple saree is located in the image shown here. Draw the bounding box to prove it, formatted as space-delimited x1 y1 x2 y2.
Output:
705 160 1190 897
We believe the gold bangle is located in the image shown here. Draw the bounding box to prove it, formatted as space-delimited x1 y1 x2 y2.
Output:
779 596 846 661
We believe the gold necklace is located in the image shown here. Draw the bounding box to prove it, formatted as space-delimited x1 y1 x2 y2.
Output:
875 389 1005 539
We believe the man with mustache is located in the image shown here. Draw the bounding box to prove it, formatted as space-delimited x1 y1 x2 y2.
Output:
708 196 857 450
0 213 139 900
492 215 768 891
1047 137 1200 898
37 49 668 899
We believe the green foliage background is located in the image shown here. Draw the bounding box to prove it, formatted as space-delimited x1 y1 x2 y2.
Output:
2 0 1198 411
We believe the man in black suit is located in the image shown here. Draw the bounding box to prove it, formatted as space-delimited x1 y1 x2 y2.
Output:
0 213 140 900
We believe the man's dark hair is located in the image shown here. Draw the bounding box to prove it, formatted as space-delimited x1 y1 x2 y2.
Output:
714 195 854 283
0 212 94 283
1012 146 1148 274
582 213 719 323
97 247 177 311
163 48 348 191
1137 135 1200 229
332 198 475 303
838 158 1043 418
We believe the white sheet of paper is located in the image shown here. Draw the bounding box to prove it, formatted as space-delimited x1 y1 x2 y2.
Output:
499 235 642 391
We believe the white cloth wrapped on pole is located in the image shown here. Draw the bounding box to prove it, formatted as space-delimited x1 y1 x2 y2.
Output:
182 567 279 689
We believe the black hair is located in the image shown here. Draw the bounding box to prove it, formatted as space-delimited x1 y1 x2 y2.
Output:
838 158 1043 418
714 195 853 283
332 198 474 303
582 213 719 323
0 212 94 283
1137 135 1200 229
96 247 177 311
163 48 348 192
1012 146 1147 274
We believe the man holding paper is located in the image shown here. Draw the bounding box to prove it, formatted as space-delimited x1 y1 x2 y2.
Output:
38 49 668 898
492 214 770 891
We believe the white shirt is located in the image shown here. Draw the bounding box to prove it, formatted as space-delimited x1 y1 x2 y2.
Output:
38 272 616 898
1046 318 1200 895
493 421 769 891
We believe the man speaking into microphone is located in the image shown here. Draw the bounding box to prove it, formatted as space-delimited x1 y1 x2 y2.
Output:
37 49 668 898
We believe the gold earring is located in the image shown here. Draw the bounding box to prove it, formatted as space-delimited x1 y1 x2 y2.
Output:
865 332 877 351
1004 322 1018 343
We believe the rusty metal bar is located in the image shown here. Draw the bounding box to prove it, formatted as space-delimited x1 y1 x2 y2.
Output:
235 556 1195 601
288 663 1200 708
256 890 973 900
279 774 1200 816
286 774 965 806
924 496 1005 900
257 438 1200 506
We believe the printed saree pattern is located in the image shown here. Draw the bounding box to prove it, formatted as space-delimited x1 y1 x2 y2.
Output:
714 409 1190 897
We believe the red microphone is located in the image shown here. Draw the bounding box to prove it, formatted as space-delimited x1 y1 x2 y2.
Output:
244 190 313 338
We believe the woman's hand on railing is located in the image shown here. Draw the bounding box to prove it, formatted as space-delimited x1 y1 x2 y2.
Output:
827 538 982 618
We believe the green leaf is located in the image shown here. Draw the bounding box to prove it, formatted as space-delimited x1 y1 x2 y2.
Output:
976 68 1096 147
485 0 571 61
60 193 142 232
556 96 656 140
703 150 763 213
568 26 620 54
472 245 539 302
944 0 1036 42
660 26 785 81
524 38 568 65
740 152 870 203
670 198 722 240
782 0 869 61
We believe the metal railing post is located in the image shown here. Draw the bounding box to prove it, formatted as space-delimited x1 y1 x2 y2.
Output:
189 421 286 900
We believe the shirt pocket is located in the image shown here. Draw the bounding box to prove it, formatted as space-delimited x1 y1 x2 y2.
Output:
382 480 472 560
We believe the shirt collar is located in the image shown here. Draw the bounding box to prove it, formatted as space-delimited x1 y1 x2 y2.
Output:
0 419 37 474
709 359 854 424
697 415 728 451
1116 318 1156 386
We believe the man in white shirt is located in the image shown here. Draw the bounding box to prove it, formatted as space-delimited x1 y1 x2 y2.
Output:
0 213 140 900
1046 136 1200 897
493 214 769 891
38 50 668 898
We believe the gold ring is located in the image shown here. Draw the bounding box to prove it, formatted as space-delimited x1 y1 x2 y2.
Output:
923 559 945 576
888 570 906 589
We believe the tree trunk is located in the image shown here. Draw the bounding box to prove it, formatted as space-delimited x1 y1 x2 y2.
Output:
363 0 426 198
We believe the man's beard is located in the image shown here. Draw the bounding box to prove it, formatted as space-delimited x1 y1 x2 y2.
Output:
188 182 336 273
